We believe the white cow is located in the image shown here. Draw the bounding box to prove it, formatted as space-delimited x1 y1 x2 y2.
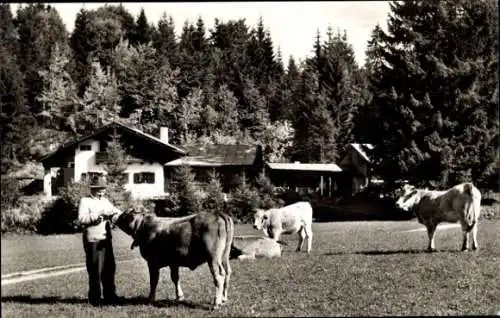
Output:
396 182 481 252
230 235 282 260
253 201 313 253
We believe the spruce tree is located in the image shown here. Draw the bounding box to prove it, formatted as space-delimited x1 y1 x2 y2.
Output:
362 0 499 189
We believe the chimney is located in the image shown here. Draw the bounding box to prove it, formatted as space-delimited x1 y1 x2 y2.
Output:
160 127 169 144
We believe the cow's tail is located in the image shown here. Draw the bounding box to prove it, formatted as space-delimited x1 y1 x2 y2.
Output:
218 211 234 266
463 183 481 231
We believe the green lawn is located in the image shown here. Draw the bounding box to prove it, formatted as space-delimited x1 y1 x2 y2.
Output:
2 220 499 317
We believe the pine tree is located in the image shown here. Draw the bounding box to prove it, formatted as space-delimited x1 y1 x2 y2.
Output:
127 60 180 139
239 77 271 141
0 4 33 165
132 8 152 46
363 0 499 188
85 5 136 71
201 170 225 213
70 8 94 97
36 43 79 131
279 56 301 122
172 165 202 216
153 13 177 66
214 84 240 135
103 129 132 210
114 41 159 117
15 3 68 114
75 61 121 135
178 87 203 142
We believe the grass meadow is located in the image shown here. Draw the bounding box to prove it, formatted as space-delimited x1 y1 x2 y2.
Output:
2 219 500 317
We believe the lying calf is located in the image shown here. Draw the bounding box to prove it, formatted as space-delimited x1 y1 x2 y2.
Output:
230 235 283 260
111 209 234 309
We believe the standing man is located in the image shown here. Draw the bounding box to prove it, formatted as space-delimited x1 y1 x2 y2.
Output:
78 175 123 306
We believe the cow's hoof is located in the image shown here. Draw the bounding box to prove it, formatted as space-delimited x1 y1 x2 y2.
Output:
212 304 221 311
472 246 479 251
146 297 155 305
426 248 437 253
176 296 185 302
461 247 468 252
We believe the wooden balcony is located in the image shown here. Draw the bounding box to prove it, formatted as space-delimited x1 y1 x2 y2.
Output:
95 152 109 165
95 152 142 165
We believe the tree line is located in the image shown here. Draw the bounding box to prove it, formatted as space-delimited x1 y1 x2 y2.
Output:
1 1 498 191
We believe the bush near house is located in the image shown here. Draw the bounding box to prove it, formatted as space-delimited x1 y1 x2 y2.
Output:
37 181 90 234
1 176 21 211
1 195 55 234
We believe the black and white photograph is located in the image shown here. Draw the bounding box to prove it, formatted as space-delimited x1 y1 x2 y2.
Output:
1 1 499 316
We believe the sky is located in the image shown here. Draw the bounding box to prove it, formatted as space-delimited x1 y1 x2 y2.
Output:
11 2 391 67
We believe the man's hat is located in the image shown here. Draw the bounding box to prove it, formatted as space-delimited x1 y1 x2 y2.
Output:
90 175 107 189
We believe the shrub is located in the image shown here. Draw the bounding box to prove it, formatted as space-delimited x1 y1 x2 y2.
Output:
37 181 89 234
1 176 21 210
226 183 260 223
106 180 133 211
163 165 202 216
201 171 226 214
1 196 54 234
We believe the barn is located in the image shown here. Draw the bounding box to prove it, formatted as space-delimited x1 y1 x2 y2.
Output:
265 162 343 198
165 143 264 192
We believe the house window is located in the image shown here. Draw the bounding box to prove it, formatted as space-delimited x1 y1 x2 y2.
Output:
80 144 92 151
99 140 108 152
82 172 104 182
133 172 155 184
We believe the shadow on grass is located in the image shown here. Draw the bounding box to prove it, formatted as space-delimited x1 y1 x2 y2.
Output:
324 249 464 256
1 295 210 309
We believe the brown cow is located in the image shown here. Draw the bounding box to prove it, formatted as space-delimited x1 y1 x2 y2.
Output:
111 209 234 309
396 182 481 252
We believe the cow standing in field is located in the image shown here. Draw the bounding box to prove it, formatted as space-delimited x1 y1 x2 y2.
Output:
111 209 234 310
253 201 313 253
396 182 481 252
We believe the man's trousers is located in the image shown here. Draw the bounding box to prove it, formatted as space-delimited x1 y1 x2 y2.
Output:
83 236 116 305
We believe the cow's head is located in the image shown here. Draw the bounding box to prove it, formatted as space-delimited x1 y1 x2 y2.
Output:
112 208 144 236
395 184 420 211
253 209 269 230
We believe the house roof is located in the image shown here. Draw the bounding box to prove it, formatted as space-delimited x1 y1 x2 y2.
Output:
165 144 261 167
350 143 374 163
267 162 342 172
40 121 186 166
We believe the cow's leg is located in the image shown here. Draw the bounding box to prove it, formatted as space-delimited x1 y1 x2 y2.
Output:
304 224 313 253
208 260 225 309
147 264 160 303
170 266 184 301
296 228 306 252
471 223 479 251
221 256 231 304
462 222 479 251
426 224 437 252
460 224 470 251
